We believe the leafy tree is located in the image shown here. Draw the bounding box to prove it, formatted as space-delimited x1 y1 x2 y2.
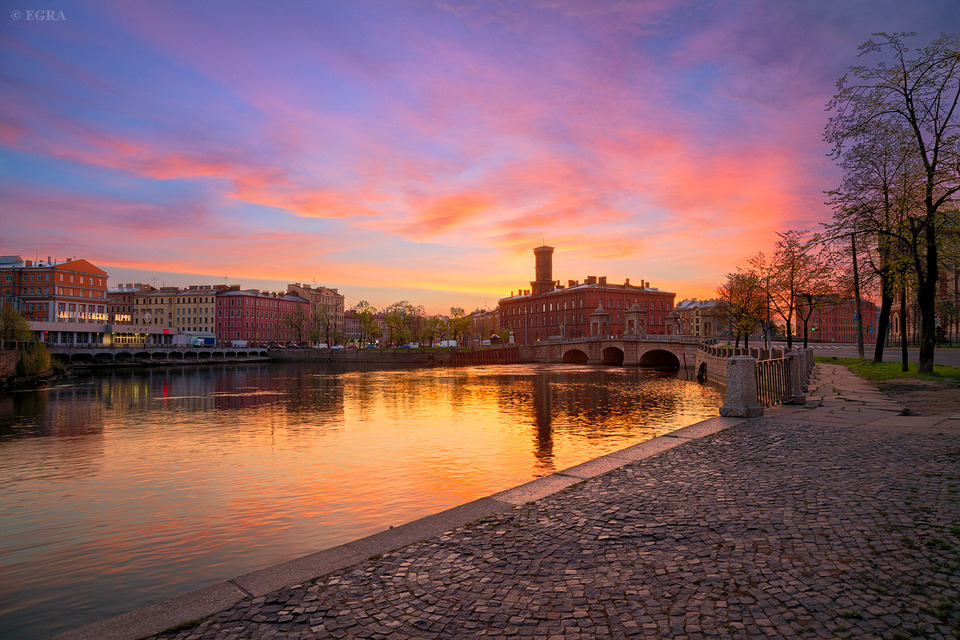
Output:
825 32 960 372
0 308 33 349
716 271 766 348
748 231 833 349
420 315 445 347
352 301 380 346
283 307 309 343
446 307 471 345
17 341 51 376
383 301 423 346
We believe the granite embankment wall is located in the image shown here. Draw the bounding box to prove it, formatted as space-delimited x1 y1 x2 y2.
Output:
695 344 795 386
270 347 524 367
0 350 21 384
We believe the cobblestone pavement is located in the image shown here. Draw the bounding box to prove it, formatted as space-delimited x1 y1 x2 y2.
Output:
154 365 960 640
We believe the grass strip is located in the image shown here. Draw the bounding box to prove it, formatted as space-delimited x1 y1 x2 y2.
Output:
814 356 960 385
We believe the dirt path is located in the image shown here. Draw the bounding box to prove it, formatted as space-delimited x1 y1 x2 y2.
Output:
878 379 960 416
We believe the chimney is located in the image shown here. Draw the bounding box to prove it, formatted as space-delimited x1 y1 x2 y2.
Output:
25 260 32 267
586 276 597 285
625 278 630 286
531 245 556 295
599 276 607 285
568 280 576 287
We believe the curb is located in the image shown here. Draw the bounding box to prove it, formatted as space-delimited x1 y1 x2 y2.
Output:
53 415 744 640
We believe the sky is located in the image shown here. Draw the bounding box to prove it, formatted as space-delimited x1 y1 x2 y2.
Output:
1 0 958 314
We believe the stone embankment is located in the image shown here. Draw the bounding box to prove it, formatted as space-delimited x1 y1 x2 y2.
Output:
56 363 960 640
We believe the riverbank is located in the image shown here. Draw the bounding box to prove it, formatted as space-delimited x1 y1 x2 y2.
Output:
56 363 960 640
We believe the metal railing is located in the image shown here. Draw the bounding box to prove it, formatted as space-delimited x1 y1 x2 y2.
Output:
755 357 792 407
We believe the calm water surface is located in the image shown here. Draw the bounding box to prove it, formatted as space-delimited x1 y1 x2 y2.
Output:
0 362 722 639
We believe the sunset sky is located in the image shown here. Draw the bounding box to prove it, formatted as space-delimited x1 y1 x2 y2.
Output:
1 0 958 313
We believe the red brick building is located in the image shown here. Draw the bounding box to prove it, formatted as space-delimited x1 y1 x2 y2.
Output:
498 246 676 345
800 297 878 343
215 289 309 345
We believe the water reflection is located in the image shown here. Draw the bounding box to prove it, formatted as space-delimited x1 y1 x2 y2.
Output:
0 362 721 640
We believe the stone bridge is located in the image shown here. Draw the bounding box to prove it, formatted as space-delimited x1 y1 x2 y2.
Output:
50 346 270 363
525 335 702 368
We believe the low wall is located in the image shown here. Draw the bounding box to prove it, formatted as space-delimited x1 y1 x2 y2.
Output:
269 348 455 366
694 343 802 387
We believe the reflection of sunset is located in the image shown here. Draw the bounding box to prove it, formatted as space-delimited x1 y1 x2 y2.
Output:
0 363 720 638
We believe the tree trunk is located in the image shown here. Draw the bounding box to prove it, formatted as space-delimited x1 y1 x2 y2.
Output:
916 222 938 373
852 233 864 359
899 286 909 373
873 281 893 364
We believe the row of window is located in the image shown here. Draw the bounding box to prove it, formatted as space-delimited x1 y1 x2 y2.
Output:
504 298 672 315
507 314 665 328
2 271 105 286
4 286 106 298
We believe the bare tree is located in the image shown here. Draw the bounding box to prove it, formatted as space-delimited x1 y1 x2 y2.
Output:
825 32 960 372
824 119 919 365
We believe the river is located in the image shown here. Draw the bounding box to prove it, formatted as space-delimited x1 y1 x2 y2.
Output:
0 361 722 639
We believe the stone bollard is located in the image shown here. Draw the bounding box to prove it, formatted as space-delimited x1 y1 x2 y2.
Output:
788 352 807 404
720 355 763 418
802 348 814 391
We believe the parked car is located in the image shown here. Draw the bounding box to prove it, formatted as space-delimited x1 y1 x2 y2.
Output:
331 345 344 350
346 345 358 350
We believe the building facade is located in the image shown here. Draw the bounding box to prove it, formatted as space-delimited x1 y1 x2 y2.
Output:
215 289 309 345
286 283 345 340
467 308 502 345
498 246 676 345
107 283 154 325
800 297 879 343
173 285 228 335
1 256 109 324
666 298 723 338
133 287 179 329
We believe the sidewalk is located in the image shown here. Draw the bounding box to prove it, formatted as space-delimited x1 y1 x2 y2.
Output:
58 364 960 640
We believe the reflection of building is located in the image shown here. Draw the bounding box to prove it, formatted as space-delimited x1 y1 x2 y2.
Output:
215 289 309 345
666 298 722 338
1 255 109 324
287 283 345 337
498 246 676 345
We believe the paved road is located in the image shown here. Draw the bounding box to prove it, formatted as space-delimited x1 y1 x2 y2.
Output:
60 364 960 640
777 341 960 367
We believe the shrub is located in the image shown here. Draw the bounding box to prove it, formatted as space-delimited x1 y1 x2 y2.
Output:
18 342 52 376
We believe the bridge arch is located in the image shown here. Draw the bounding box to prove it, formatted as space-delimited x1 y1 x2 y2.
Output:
638 349 680 369
601 346 624 365
561 348 589 364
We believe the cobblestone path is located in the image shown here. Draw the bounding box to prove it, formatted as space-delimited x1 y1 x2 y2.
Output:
154 367 960 640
